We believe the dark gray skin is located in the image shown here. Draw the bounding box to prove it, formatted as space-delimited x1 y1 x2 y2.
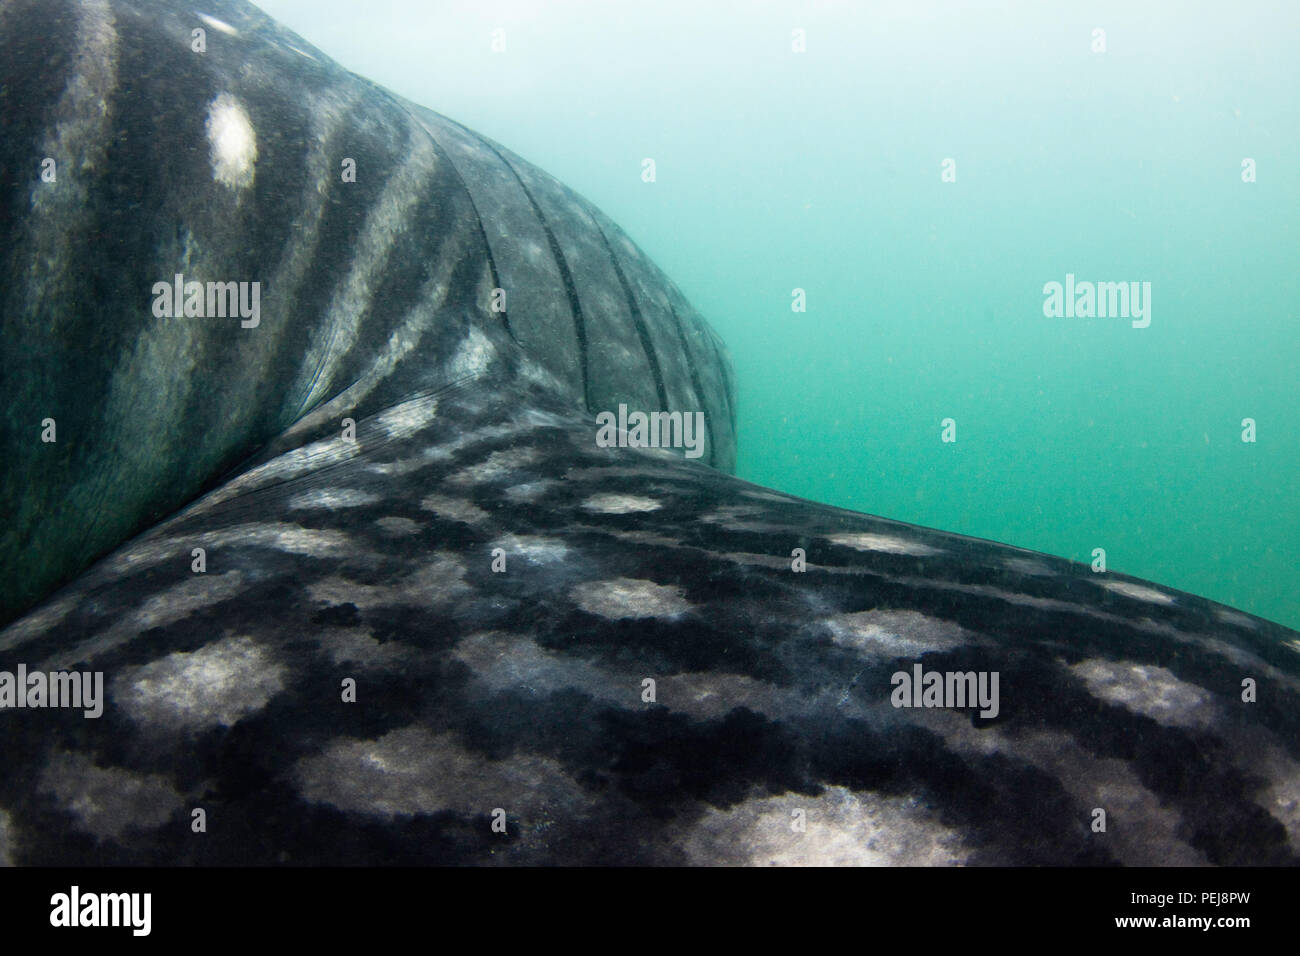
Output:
1 0 1297 866
0 0 735 624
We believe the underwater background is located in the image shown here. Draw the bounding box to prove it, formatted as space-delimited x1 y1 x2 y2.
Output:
256 0 1299 630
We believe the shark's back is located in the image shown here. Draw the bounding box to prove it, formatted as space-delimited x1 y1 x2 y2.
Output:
1 0 1297 866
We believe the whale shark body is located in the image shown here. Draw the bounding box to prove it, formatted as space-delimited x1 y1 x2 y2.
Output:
0 0 1297 866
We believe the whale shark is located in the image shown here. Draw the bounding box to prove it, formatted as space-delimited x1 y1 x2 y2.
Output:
1 0 1297 866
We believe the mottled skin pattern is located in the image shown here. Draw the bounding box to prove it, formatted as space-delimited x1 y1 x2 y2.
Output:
2 0 1299 866
3 370 1300 865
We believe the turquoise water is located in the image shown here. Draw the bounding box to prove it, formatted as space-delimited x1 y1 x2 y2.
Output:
259 0 1299 630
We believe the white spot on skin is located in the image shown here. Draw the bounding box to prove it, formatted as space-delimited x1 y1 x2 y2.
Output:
894 576 1090 616
520 358 566 392
263 524 356 553
205 92 257 189
115 635 285 732
571 578 693 619
659 672 798 721
294 726 588 818
371 393 440 441
634 444 692 464
581 493 661 514
197 13 238 35
697 505 778 533
448 447 541 485
287 488 380 510
505 480 556 502
1072 660 1215 729
366 449 448 477
490 534 569 565
681 787 969 866
824 609 975 659
1099 580 1175 605
582 526 686 550
1214 607 1258 630
519 407 569 428
1003 557 1054 576
448 327 496 380
37 753 183 841
739 489 796 504
828 532 943 557
420 494 490 525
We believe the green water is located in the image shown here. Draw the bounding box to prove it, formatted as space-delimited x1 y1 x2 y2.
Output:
259 0 1299 630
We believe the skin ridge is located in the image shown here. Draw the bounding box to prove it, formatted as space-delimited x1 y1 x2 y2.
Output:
0 0 735 623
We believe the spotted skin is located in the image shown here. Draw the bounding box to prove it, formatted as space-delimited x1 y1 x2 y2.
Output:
2 375 1299 865
2 0 1299 867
